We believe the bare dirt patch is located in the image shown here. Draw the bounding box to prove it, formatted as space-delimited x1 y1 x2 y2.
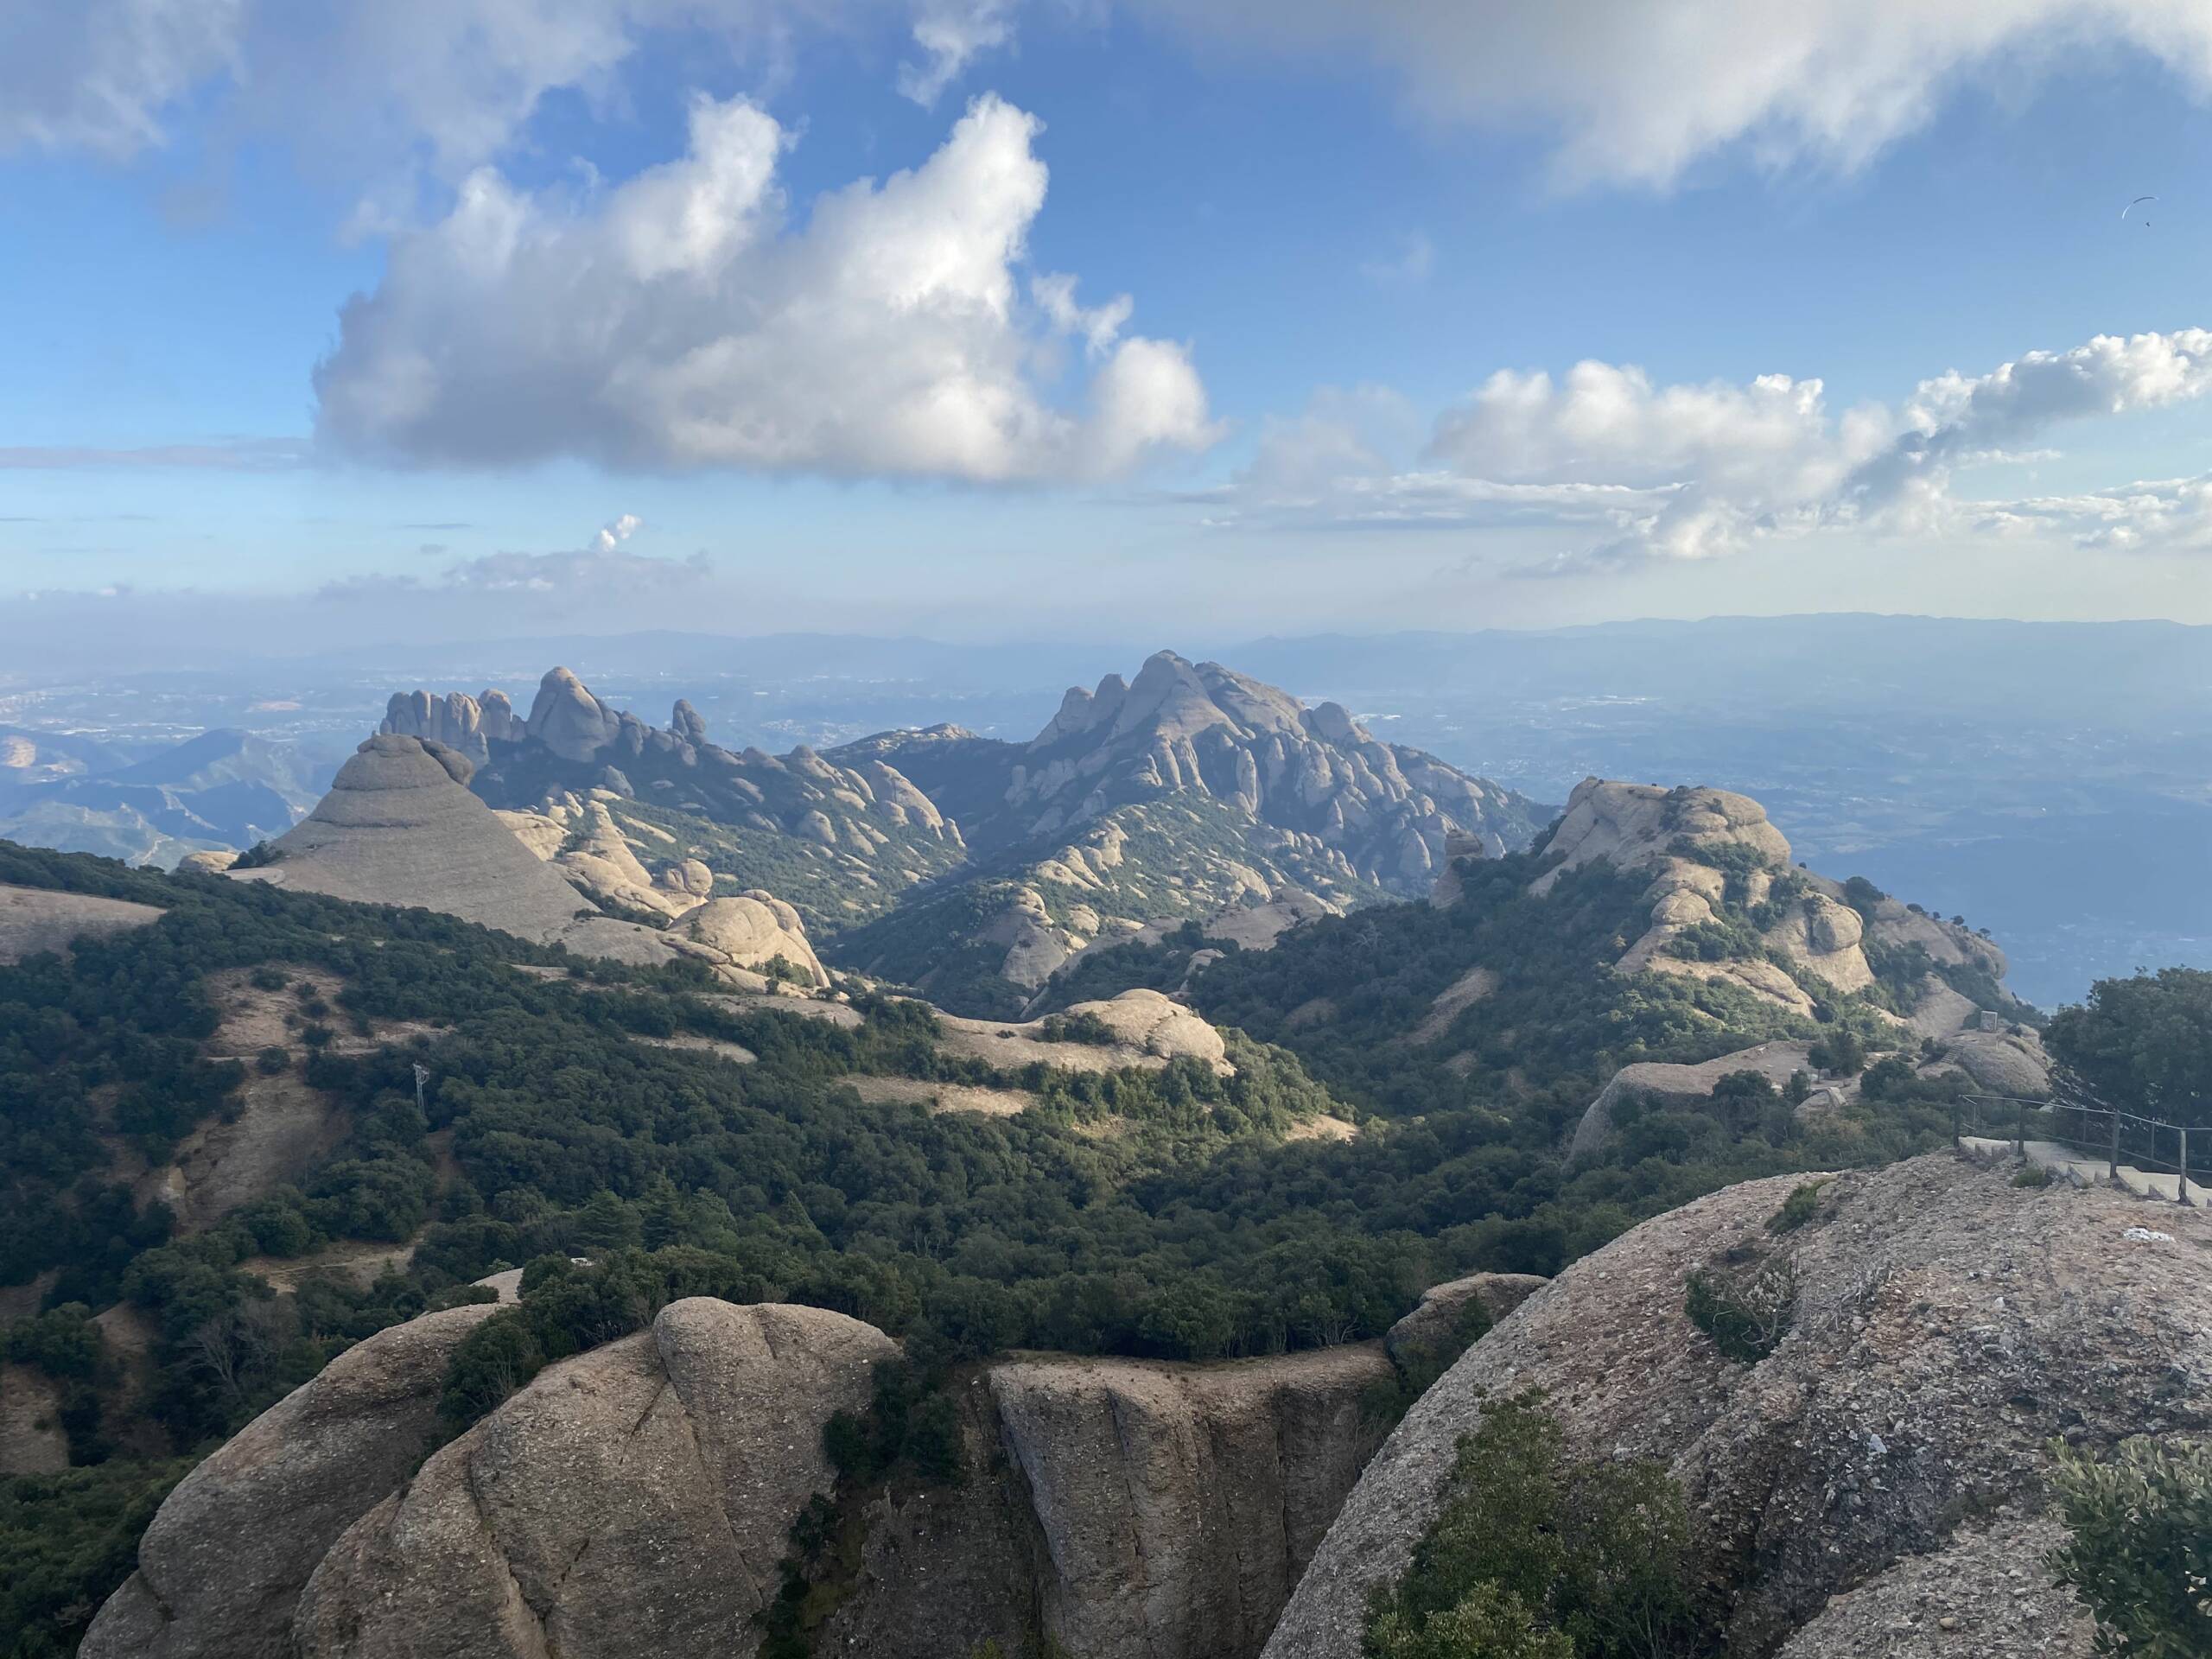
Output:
0 1270 58 1327
203 964 440 1059
0 883 163 964
149 1076 355 1234
240 1240 419 1294
632 1033 758 1066
0 1363 67 1476
1283 1114 1358 1143
1408 966 1498 1046
141 964 446 1234
849 1076 1039 1117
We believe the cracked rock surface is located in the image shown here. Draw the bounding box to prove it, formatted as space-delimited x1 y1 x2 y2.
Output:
81 1302 501 1659
1264 1154 2211 1659
294 1300 894 1659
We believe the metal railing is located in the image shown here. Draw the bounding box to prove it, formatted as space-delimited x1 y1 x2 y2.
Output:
1953 1090 2204 1206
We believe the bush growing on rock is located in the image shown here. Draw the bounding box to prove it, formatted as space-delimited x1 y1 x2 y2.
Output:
1684 1255 1796 1363
2048 1436 2212 1657
1365 1389 1705 1659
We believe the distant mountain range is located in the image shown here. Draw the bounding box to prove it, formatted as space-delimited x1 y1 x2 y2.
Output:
9 613 2212 1001
378 653 1546 1014
0 727 318 867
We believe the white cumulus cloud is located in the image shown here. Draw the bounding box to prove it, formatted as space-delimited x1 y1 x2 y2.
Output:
592 512 645 552
1211 329 2212 569
313 92 1217 480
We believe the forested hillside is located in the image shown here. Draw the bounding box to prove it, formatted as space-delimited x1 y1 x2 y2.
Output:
0 824 2007 1653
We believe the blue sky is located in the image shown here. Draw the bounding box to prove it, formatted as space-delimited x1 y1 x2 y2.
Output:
6 1 2212 656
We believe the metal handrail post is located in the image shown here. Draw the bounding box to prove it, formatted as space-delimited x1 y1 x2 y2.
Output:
2180 1127 2192 1207
2108 1108 2122 1181
2014 1098 2025 1160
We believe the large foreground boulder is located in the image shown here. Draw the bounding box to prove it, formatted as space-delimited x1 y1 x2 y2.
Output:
1262 1154 2212 1659
296 1300 893 1658
92 1302 1395 1659
81 1302 500 1659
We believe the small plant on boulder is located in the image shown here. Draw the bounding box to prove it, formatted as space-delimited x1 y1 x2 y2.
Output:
1685 1254 1796 1363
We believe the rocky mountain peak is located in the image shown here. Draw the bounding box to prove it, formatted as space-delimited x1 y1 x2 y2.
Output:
228 734 600 945
525 664 625 762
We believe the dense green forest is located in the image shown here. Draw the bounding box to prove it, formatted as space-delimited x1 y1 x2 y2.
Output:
0 836 2113 1655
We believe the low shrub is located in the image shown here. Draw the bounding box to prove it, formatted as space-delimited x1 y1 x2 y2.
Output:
1685 1255 1796 1363
2048 1436 2212 1657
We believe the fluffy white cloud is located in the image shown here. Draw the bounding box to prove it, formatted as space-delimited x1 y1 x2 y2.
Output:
592 512 645 552
1127 0 2212 186
1979 473 2212 551
1214 329 2212 567
314 93 1216 480
899 0 1014 105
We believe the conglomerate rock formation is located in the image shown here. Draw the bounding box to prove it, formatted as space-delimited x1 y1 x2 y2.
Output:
1263 1153 2210 1659
87 1301 1395 1659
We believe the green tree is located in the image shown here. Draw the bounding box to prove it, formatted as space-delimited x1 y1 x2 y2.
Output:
2046 969 2212 1117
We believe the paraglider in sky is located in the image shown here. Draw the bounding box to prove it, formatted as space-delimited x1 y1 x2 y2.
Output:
2122 194 2157 224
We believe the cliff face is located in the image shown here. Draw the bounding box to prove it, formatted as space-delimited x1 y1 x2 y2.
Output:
92 1303 1393 1659
1263 1153 2212 1659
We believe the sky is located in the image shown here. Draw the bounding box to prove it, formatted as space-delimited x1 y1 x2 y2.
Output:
6 0 2212 657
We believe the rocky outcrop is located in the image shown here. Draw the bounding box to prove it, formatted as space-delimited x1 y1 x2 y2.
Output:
232 735 599 944
679 893 828 987
1776 1510 2094 1658
82 1302 500 1659
940 988 1232 1075
1934 1026 2054 1096
294 1300 894 1659
1003 652 1541 881
1426 831 1490 908
524 666 625 763
1534 779 1790 893
230 736 834 986
1525 779 2012 1019
98 1300 1394 1659
383 669 964 945
1204 884 1340 950
1263 1154 2212 1659
378 687 523 767
1383 1272 1548 1371
974 1347 1393 1659
851 652 1545 894
1570 1040 1820 1159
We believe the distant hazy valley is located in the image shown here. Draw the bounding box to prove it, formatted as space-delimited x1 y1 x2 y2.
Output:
5 613 2210 1004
